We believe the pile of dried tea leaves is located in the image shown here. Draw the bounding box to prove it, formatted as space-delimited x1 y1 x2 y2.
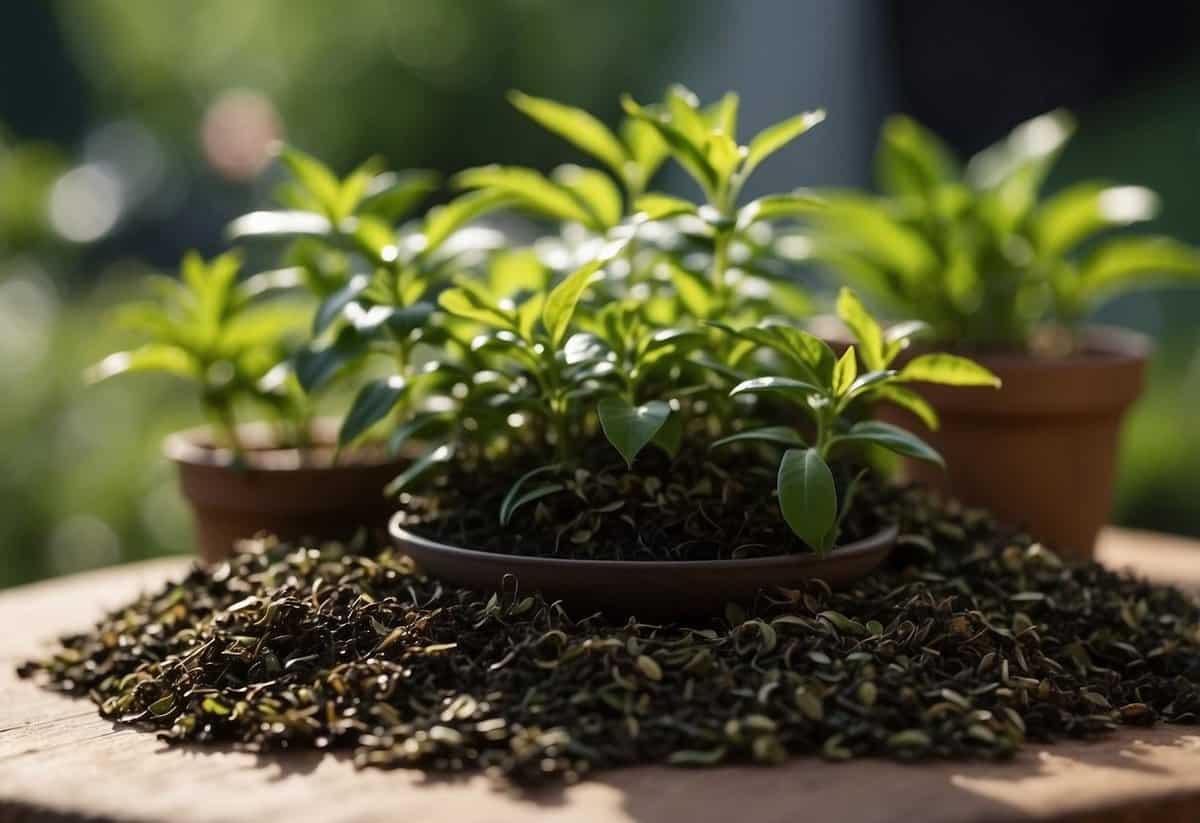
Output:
18 489 1200 785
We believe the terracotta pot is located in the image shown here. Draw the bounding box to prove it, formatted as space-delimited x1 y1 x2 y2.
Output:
389 513 897 619
884 326 1149 560
165 420 408 564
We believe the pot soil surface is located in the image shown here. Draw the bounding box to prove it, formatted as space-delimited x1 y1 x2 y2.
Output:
19 487 1200 786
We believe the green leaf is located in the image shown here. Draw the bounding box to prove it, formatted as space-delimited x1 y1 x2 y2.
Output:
899 354 1001 387
842 369 898 402
357 169 440 221
831 421 944 467
735 190 823 229
453 165 600 228
620 117 670 187
777 448 837 554
226 210 337 248
742 110 826 181
422 189 513 253
543 258 605 347
277 145 342 219
1077 236 1200 304
711 321 836 383
313 273 371 334
509 91 630 178
882 320 934 364
832 347 858 396
439 288 517 331
553 164 623 228
705 91 740 140
667 262 716 318
875 384 940 431
294 326 365 393
597 397 670 467
651 409 683 457
835 288 884 370
338 377 407 448
621 95 719 196
499 463 565 526
1033 183 1158 259
634 192 698 221
384 443 454 496
711 426 806 450
86 344 198 383
729 376 824 399
875 114 960 197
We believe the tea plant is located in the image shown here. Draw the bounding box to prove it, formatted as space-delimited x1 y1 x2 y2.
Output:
89 251 311 453
229 146 516 450
713 289 998 553
793 111 1200 348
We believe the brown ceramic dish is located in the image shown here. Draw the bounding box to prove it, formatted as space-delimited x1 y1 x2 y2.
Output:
166 419 408 564
389 513 898 618
883 326 1149 560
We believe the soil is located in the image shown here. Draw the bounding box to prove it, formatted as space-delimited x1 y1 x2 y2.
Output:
399 439 890 561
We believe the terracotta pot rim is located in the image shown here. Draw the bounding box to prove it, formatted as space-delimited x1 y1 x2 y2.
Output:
164 418 391 472
389 512 898 571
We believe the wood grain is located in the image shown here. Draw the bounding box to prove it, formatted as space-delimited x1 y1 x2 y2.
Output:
1 529 1198 823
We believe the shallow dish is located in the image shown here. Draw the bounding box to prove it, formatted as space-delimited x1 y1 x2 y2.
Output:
389 513 898 618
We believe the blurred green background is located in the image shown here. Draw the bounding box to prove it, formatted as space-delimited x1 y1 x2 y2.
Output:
2 0 1198 588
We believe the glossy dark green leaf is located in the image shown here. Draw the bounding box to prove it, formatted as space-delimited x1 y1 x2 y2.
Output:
729 376 823 399
313 273 371 334
831 421 944 467
597 397 670 467
499 463 565 526
711 426 806 450
384 443 454 496
387 412 450 457
439 288 516 331
294 326 365 393
777 448 837 554
338 377 407 448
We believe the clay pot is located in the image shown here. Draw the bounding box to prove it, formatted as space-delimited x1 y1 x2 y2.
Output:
389 513 897 619
884 326 1149 560
165 419 407 564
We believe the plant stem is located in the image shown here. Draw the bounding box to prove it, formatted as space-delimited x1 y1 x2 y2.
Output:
711 229 731 310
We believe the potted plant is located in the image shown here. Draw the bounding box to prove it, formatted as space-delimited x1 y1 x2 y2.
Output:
373 88 997 616
791 110 1200 557
88 249 399 562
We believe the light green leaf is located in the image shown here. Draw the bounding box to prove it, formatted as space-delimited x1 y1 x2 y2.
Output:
817 194 939 281
621 95 719 196
338 377 408 448
453 165 600 228
735 190 824 229
438 287 517 331
620 117 670 187
313 273 370 335
875 384 940 431
742 110 826 181
277 145 342 219
875 114 960 196
831 421 944 467
86 344 198 383
832 347 858 396
543 258 605 347
423 189 513 253
634 192 698 221
1033 183 1158 259
509 91 629 178
835 288 884 370
777 448 837 554
1078 236 1200 304
597 397 670 467
899 354 1001 387
553 164 623 228
711 426 806 450
226 210 335 244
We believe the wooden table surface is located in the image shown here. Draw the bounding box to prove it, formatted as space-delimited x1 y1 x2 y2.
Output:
1 529 1198 823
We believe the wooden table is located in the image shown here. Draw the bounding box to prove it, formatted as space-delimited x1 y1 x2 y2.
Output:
1 529 1198 823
